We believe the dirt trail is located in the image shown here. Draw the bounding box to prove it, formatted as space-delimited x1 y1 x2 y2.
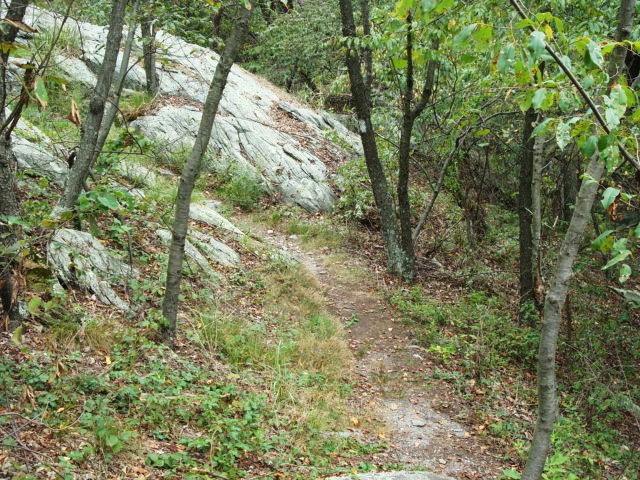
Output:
258 228 506 479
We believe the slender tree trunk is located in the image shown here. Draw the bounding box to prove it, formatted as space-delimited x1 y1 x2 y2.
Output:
608 0 637 85
338 0 407 278
141 2 159 96
519 107 536 314
59 0 127 212
90 0 138 169
562 153 579 222
0 0 30 330
397 13 416 282
531 135 544 309
161 1 254 342
523 2 635 475
360 0 372 93
522 155 604 479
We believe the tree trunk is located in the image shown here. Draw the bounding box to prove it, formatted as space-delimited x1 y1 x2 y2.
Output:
0 0 30 330
531 134 544 309
90 0 138 169
339 0 410 280
397 13 416 282
59 0 127 212
522 155 604 479
608 0 637 86
161 1 254 342
338 0 404 275
518 107 537 314
521 1 635 476
561 153 579 222
141 2 159 96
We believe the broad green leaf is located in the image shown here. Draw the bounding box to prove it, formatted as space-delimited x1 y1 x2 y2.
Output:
580 135 598 157
555 121 571 150
603 249 631 270
528 30 546 59
27 296 42 314
532 117 552 136
34 76 48 109
497 45 516 73
391 57 408 69
531 88 548 110
452 25 475 51
472 25 493 50
96 193 120 210
421 0 436 11
106 435 120 448
619 264 631 283
434 0 454 13
602 145 620 171
601 187 620 209
591 229 614 252
585 40 603 69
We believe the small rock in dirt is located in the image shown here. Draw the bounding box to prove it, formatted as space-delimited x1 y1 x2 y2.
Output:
411 417 428 427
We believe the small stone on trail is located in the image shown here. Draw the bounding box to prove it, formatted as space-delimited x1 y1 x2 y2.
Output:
411 417 428 427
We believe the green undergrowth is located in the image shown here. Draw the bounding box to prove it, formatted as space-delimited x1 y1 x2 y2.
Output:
1 209 368 479
391 279 640 479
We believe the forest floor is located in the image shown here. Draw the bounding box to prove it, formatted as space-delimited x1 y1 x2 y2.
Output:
255 224 511 479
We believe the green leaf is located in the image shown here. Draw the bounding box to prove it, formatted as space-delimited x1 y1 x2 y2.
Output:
34 76 48 109
391 57 408 70
585 40 603 68
601 187 620 209
528 30 546 59
27 296 42 314
580 135 597 158
555 121 571 150
603 249 631 270
532 118 552 137
472 25 493 50
452 25 475 51
502 469 521 479
497 45 516 73
602 145 620 171
96 193 120 210
531 88 547 110
106 435 120 448
619 264 631 283
591 229 613 252
434 0 453 13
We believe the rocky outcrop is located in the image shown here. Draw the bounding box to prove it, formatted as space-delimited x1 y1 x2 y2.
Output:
48 229 139 311
22 6 359 213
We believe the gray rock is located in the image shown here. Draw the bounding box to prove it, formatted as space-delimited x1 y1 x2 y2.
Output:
48 229 139 311
412 417 428 428
117 160 159 187
189 230 240 267
156 229 221 280
189 201 243 236
326 472 452 480
24 5 356 212
9 114 69 185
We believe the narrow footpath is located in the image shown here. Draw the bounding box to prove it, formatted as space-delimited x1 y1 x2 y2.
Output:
258 228 508 480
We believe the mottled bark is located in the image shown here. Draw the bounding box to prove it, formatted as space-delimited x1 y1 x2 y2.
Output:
531 135 544 308
90 0 138 169
59 0 127 211
519 108 536 313
562 153 579 222
0 0 29 330
161 1 254 342
339 0 407 279
141 2 159 96
608 0 637 86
